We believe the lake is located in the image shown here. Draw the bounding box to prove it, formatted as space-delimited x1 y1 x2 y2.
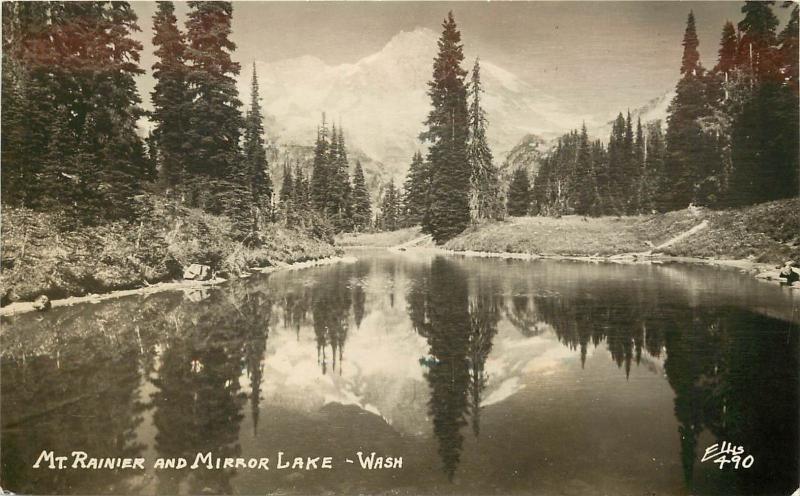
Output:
1 249 798 495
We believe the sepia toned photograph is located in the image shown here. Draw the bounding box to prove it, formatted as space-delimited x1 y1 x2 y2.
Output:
1 1 798 495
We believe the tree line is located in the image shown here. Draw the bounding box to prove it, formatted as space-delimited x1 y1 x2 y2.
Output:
278 115 373 234
2 2 371 240
509 1 798 217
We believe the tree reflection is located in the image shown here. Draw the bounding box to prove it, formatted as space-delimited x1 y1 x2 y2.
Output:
662 309 799 495
311 268 351 375
150 284 271 494
0 296 177 495
467 283 501 438
351 263 368 329
502 287 799 495
407 257 500 480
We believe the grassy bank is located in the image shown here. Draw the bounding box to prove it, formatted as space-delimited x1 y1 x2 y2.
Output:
444 198 799 264
336 226 423 247
1 197 339 305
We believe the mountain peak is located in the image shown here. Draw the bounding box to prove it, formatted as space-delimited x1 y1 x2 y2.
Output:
361 27 438 66
243 26 586 179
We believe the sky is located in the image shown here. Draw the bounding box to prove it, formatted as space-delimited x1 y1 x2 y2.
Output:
130 1 793 120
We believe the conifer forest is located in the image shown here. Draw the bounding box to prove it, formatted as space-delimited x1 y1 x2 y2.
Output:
1 4 800 496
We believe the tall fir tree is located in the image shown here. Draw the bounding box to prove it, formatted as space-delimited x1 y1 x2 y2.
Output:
402 151 432 227
379 181 400 231
1 52 30 206
662 11 715 211
590 139 610 215
420 12 471 243
350 160 372 232
2 3 57 209
244 63 273 226
728 1 799 205
681 10 701 76
55 2 149 223
328 126 353 231
293 163 309 212
633 117 646 213
606 113 627 214
716 21 739 76
737 1 781 83
622 111 639 214
466 58 502 222
184 1 244 213
310 114 331 214
151 1 190 197
506 168 531 217
642 120 666 213
573 123 596 215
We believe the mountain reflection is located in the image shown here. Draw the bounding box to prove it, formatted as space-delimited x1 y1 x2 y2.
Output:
1 253 797 495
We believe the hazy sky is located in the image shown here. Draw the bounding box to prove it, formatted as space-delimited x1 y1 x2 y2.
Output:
130 1 792 118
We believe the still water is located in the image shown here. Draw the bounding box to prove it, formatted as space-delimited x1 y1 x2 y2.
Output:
1 249 798 495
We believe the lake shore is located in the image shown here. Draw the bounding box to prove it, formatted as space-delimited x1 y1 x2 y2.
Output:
340 199 800 287
1 199 341 310
434 246 798 288
0 255 356 318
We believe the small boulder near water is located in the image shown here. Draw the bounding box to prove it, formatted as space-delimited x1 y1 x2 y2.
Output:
183 264 211 281
32 295 51 312
779 261 799 285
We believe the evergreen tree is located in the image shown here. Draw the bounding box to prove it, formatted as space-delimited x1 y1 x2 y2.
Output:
39 108 79 215
622 111 639 214
151 0 190 197
38 2 150 223
420 12 471 243
328 126 353 231
662 11 715 211
681 11 701 76
402 151 432 227
293 164 309 212
606 113 627 214
244 63 273 226
716 21 739 76
0 54 29 206
350 160 372 232
2 3 57 209
506 168 531 217
729 81 799 205
573 123 595 215
379 181 400 231
778 2 799 93
280 162 294 205
728 1 799 206
737 1 781 83
310 114 331 213
184 1 243 212
590 139 610 215
633 117 646 213
466 58 502 222
642 120 666 213
48 2 150 223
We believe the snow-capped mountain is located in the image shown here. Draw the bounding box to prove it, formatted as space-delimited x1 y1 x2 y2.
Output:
241 27 594 182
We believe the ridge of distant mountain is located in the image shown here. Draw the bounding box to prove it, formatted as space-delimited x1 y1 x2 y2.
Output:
243 27 593 183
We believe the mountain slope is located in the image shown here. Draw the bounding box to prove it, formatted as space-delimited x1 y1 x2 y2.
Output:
241 28 592 181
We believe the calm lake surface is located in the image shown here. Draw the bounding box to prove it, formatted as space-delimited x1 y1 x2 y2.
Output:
2 249 798 496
